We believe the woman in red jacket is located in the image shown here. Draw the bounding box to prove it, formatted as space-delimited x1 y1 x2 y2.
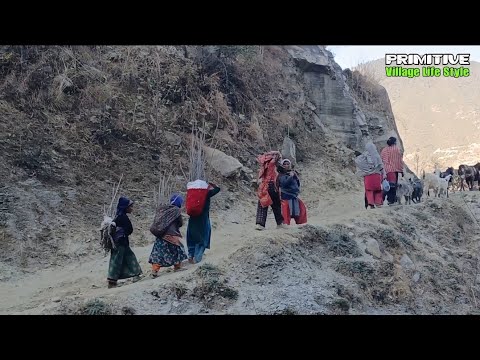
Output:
255 151 286 230
380 137 405 205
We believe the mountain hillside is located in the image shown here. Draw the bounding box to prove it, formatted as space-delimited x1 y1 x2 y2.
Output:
357 58 480 171
2 46 480 315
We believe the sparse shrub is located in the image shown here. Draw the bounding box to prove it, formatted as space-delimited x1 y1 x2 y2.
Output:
399 234 413 248
335 260 375 282
370 228 401 249
300 225 329 244
169 282 188 300
414 212 429 221
197 263 222 278
272 307 298 315
192 264 239 305
429 202 441 211
398 221 416 236
336 284 363 305
77 299 112 315
326 227 362 258
330 298 350 313
121 306 136 315
215 46 262 61
220 287 239 300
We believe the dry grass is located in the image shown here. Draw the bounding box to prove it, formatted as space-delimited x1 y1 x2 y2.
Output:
76 299 113 315
344 60 388 114
192 263 239 307
155 172 175 206
353 61 382 85
0 45 325 270
103 174 123 218
0 45 303 185
169 282 188 300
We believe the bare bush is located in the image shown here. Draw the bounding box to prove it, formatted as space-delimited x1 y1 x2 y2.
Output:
188 121 207 182
155 171 174 207
349 60 383 106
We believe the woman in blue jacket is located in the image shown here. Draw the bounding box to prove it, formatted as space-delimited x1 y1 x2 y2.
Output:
277 159 307 225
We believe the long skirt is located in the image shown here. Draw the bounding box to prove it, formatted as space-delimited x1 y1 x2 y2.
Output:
187 217 211 263
149 238 188 268
108 245 142 281
364 173 383 206
281 198 307 225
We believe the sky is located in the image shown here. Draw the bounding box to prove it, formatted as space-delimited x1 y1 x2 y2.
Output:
326 46 480 70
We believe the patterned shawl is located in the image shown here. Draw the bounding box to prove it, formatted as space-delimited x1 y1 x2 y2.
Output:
150 204 181 238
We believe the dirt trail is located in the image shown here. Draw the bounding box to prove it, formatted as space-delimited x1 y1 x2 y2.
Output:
0 160 350 314
0 199 256 314
2 161 477 315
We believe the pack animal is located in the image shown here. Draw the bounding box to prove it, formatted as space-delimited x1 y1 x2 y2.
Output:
440 167 454 190
423 169 444 197
410 178 423 203
458 164 477 191
438 174 452 198
396 175 414 204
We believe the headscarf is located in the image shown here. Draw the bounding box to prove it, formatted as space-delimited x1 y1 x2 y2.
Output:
387 137 397 146
281 159 292 168
116 196 134 216
170 193 184 208
277 158 291 174
355 142 385 177
365 142 383 169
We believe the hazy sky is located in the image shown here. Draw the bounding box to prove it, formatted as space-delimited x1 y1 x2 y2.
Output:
327 46 480 70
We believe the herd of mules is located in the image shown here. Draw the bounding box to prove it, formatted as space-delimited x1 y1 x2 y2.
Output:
438 163 480 192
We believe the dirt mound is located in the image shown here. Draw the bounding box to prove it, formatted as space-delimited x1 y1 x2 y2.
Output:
138 194 479 315
5 190 480 315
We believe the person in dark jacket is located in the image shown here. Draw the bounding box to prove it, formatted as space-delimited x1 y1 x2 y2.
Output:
107 196 142 288
277 159 307 225
149 193 188 277
186 183 220 264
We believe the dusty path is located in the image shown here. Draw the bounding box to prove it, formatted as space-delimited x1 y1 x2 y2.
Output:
2 163 477 314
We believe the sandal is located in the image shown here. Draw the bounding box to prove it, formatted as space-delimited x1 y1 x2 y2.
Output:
173 263 185 271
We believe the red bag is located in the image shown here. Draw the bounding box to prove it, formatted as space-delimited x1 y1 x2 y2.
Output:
186 180 209 217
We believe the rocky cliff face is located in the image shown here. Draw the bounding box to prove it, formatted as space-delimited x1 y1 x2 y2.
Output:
284 45 405 155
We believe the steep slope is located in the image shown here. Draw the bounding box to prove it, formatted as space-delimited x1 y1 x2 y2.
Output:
4 169 480 315
0 45 404 275
7 46 479 316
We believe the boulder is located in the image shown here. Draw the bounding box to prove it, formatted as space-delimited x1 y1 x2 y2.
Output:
203 146 243 178
364 238 382 259
164 131 182 146
400 254 415 270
